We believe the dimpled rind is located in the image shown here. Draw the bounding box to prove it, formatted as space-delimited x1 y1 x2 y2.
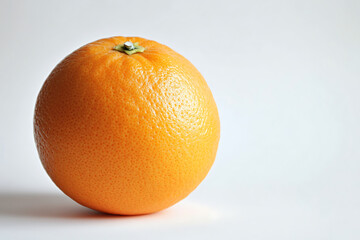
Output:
34 36 220 215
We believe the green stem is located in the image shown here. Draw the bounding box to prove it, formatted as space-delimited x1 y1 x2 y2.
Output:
113 41 145 55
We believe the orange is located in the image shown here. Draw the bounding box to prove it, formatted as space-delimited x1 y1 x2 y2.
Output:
34 36 220 215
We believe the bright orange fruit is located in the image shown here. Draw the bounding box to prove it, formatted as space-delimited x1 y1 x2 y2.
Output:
34 36 220 215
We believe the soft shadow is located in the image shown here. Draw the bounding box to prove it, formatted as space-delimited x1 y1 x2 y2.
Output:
0 192 219 224
0 192 139 220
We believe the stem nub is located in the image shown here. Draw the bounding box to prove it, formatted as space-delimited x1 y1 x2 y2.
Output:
113 41 145 55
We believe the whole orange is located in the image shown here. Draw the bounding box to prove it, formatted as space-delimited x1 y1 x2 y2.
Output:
34 36 220 215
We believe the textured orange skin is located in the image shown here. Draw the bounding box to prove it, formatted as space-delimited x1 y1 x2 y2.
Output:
34 36 220 215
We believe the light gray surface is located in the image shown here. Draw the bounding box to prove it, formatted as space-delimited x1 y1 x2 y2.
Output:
1 0 360 239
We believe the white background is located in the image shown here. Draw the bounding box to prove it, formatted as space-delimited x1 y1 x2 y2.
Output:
1 0 360 239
